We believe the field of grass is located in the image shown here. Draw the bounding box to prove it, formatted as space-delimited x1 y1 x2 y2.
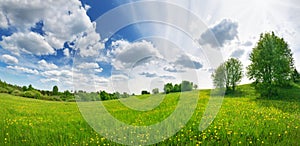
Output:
1 84 299 145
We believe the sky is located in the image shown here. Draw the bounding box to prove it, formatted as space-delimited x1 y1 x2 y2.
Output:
0 0 299 94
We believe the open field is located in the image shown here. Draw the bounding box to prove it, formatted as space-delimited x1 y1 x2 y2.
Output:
1 84 299 145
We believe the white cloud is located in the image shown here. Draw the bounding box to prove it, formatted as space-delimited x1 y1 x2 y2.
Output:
1 54 18 64
77 62 100 69
7 66 39 75
63 48 70 57
200 19 238 47
0 32 55 56
38 59 58 70
0 0 103 55
0 11 8 28
110 40 162 70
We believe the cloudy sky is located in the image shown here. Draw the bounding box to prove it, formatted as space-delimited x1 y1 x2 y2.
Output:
0 0 299 94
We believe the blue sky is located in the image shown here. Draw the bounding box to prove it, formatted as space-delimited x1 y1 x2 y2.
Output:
0 0 299 93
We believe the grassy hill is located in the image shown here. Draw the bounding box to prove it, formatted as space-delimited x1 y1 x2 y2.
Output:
0 84 299 145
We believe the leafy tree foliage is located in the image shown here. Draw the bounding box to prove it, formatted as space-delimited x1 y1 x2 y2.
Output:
163 81 193 94
141 90 150 95
212 58 243 93
292 69 300 82
181 81 193 92
152 88 159 94
225 58 243 92
247 32 295 97
212 63 226 89
164 83 173 94
52 85 59 95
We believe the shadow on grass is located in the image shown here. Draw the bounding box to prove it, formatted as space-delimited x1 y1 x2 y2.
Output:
252 82 300 113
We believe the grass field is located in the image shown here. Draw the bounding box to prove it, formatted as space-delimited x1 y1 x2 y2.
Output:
1 84 299 145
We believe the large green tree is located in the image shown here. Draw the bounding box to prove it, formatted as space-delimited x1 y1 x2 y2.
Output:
247 32 295 97
212 58 243 93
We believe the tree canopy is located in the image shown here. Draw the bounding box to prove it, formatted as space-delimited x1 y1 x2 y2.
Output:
212 58 243 93
247 32 295 97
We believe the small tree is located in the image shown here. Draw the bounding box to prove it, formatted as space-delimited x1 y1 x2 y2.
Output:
212 58 243 93
292 69 300 82
164 83 173 94
141 90 150 95
212 63 226 89
52 85 59 95
152 88 159 94
193 84 198 90
224 58 243 92
28 84 34 91
181 81 193 92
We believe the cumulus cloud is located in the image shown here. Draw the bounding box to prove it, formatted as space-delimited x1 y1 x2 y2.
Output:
139 72 158 78
7 66 39 75
1 54 18 64
110 40 162 70
0 11 8 28
0 0 103 56
230 49 245 58
173 55 203 69
0 32 55 56
63 48 70 57
38 59 58 70
77 62 100 69
199 19 238 47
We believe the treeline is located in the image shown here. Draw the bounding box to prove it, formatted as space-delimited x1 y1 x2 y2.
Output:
163 80 197 94
76 91 131 101
0 80 75 101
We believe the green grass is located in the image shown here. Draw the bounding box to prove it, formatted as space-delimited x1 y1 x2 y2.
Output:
1 84 299 145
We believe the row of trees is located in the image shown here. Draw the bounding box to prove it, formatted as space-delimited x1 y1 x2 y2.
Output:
212 32 300 98
163 81 197 94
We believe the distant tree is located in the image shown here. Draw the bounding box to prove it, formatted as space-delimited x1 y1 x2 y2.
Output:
141 90 150 95
224 58 243 92
212 58 243 93
292 69 300 82
28 84 34 91
212 63 226 90
22 86 27 91
172 84 181 92
164 83 173 94
193 84 198 90
247 32 295 97
52 85 59 95
100 91 110 100
181 81 193 92
122 92 130 98
152 88 159 94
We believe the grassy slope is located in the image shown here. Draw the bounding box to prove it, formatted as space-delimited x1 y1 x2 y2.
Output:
0 84 299 145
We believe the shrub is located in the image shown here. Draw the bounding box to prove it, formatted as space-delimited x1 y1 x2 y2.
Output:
11 90 23 96
23 90 42 99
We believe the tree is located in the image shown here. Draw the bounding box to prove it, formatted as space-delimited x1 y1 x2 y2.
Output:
28 84 34 91
152 88 159 94
164 83 173 94
212 63 226 89
181 81 193 92
224 58 243 92
247 32 295 97
141 90 150 95
212 58 243 93
193 84 198 90
292 69 300 82
52 85 59 95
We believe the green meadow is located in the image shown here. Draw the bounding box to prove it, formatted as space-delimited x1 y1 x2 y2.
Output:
1 84 299 145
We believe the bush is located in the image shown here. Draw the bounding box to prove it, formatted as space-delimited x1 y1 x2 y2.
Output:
0 87 9 93
11 90 23 96
23 90 42 99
